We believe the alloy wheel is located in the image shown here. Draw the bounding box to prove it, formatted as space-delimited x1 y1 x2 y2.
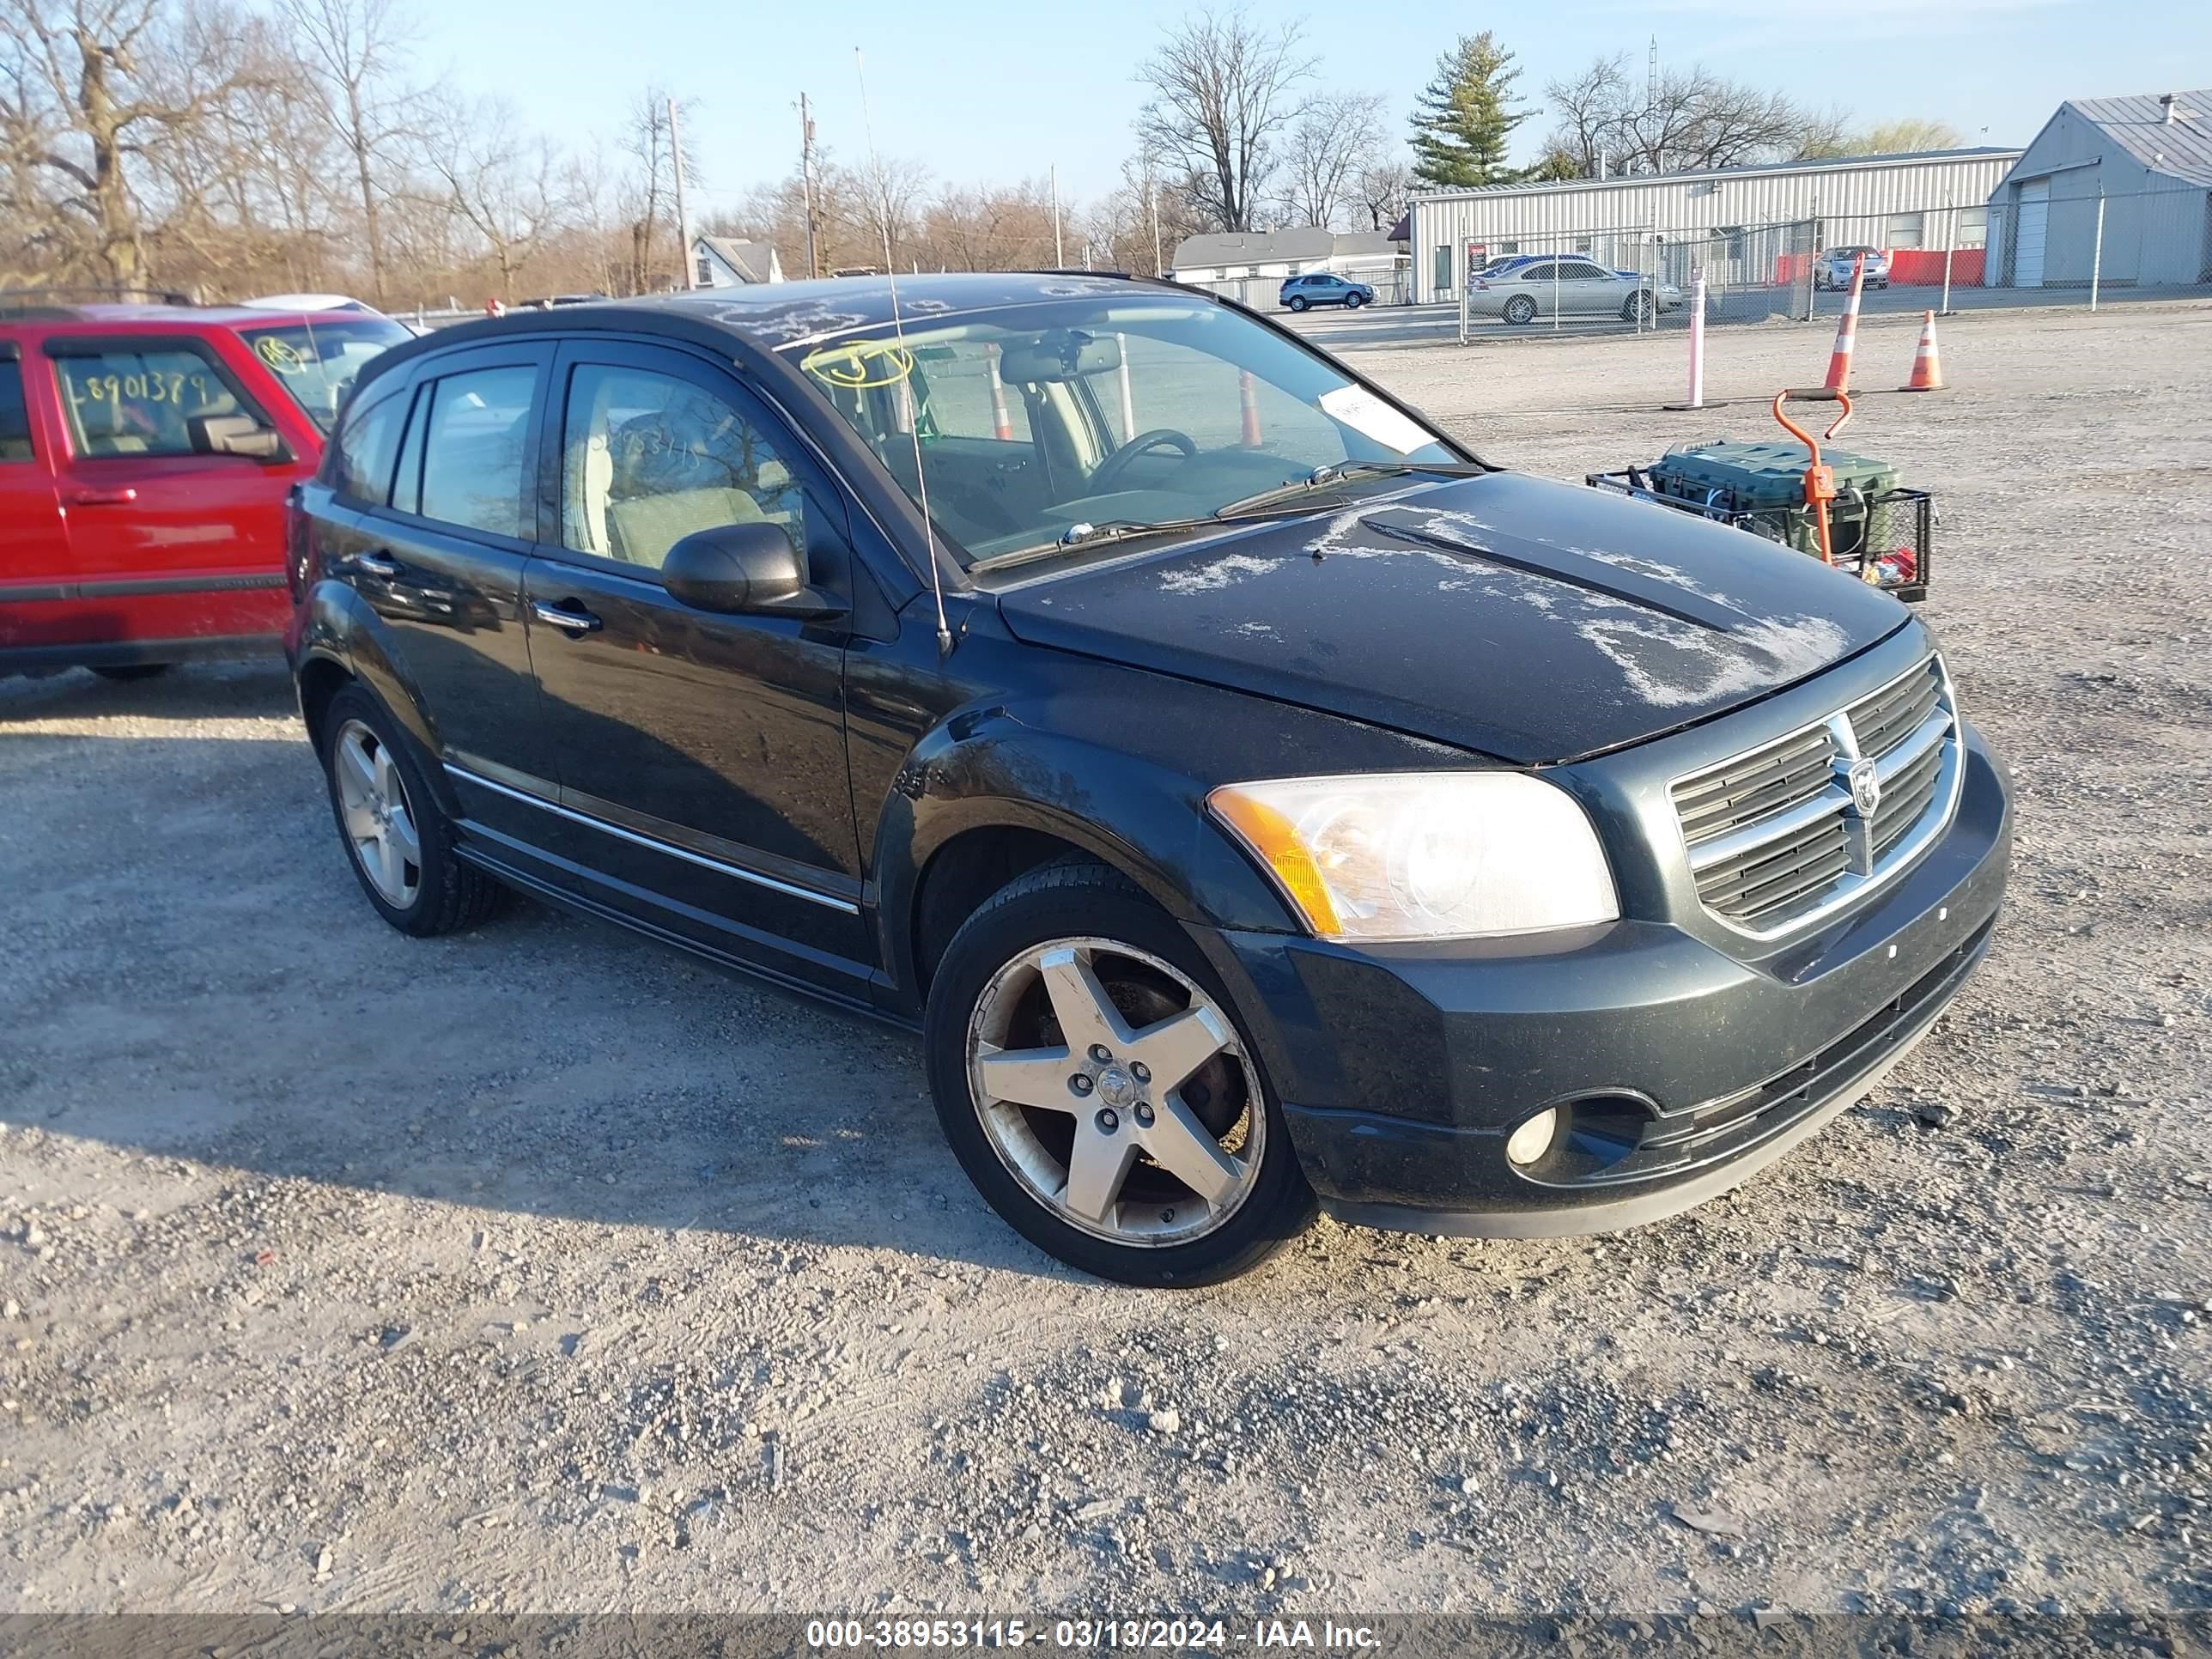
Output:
965 937 1265 1247
332 719 422 908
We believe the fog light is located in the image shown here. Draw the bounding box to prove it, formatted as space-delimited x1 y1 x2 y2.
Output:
1505 1108 1562 1167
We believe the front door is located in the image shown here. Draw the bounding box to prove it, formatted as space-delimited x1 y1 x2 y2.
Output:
39 331 307 651
520 339 872 994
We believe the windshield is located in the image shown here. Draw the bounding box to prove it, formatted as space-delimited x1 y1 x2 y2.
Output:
236 317 412 432
781 295 1458 565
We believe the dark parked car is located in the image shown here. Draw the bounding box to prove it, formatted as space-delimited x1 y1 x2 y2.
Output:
1279 272 1373 312
288 273 2011 1285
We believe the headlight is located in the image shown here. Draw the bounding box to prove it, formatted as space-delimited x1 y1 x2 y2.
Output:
1207 773 1619 942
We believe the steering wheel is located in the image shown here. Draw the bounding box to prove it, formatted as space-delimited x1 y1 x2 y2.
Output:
1089 428 1198 495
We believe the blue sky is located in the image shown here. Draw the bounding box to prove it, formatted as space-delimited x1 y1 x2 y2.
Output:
414 0 2205 205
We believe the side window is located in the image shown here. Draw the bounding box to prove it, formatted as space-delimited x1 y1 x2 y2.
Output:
49 342 246 459
0 359 32 462
329 386 408 504
559 362 805 571
417 364 538 538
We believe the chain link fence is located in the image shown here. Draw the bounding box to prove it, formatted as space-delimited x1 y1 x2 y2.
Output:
1983 184 2212 306
1455 221 1818 341
1450 185 2212 341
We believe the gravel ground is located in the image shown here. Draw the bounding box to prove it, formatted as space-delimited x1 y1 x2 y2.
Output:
3 304 2209 1632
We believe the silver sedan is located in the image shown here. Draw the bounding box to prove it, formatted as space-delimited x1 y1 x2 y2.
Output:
1467 258 1685 325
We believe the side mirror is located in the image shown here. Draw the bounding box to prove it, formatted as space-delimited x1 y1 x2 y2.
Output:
661 522 847 622
191 411 286 460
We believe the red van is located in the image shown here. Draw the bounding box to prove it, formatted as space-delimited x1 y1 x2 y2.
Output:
1 298 411 678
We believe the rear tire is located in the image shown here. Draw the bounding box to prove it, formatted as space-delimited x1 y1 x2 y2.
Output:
90 663 169 682
1504 295 1537 325
1288 295 1309 313
924 860 1315 1285
319 683 506 938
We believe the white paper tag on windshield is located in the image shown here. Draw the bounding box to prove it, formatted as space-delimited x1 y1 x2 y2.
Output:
1317 386 1435 455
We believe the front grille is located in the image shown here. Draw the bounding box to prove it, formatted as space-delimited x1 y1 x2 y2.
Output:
1670 657 1960 936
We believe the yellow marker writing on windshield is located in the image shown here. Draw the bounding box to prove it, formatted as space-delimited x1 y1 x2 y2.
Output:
801 339 915 389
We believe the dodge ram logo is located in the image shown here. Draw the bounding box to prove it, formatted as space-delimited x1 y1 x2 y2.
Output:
1848 758 1882 817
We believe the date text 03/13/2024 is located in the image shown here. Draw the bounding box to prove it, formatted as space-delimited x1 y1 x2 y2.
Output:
804 1620 1382 1650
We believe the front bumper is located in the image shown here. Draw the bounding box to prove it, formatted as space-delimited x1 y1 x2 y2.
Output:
1194 723 2011 1239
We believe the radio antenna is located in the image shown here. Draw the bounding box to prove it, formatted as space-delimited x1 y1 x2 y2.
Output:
856 47 953 656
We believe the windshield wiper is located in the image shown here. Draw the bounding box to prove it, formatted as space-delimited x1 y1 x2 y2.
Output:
1213 459 1492 520
966 502 1325 575
966 516 1218 574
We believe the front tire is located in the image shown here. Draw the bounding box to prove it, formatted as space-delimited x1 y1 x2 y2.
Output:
319 683 505 937
1343 291 1365 309
925 861 1314 1285
1622 289 1656 323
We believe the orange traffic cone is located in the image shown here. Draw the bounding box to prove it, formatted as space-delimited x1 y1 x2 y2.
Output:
1899 310 1946 392
1822 252 1865 392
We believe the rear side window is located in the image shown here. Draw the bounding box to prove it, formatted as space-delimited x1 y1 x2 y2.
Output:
0 360 31 462
416 365 538 538
49 343 246 459
329 387 408 504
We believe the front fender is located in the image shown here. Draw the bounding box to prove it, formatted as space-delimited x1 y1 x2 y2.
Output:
869 704 1308 1002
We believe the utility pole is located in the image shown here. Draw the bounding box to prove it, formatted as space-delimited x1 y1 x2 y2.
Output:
668 97 696 289
799 92 821 279
1051 165 1064 267
1150 180 1164 277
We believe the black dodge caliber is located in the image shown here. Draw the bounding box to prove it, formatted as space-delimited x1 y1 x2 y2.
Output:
286 272 2011 1285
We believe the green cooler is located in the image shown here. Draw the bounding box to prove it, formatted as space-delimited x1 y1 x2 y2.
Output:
1647 441 1900 562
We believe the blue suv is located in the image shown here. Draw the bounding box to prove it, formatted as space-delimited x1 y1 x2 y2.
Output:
1279 272 1373 312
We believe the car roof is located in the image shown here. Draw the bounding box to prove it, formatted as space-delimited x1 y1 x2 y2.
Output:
353 271 1188 395
0 301 368 331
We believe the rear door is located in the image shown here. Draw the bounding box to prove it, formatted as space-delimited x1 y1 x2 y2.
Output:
1516 262 1560 315
518 337 874 994
0 342 80 658
39 331 306 652
325 340 571 868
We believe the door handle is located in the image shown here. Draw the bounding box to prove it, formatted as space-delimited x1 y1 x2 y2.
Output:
69 487 138 507
532 599 603 634
350 552 403 578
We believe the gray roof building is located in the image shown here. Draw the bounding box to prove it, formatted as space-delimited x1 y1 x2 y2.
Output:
1170 228 1400 278
1985 90 2212 289
693 236 785 287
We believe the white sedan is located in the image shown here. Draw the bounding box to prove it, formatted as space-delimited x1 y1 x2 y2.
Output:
1466 258 1685 325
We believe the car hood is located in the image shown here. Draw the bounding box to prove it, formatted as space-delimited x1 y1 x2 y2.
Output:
993 472 1911 764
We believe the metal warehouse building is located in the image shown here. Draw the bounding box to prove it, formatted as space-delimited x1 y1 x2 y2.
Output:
1984 90 2212 289
1409 148 2022 304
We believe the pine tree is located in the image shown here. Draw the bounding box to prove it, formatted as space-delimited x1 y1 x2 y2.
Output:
1409 33 1530 189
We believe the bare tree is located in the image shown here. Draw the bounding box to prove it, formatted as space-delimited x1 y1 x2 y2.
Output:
850 151 930 269
1133 6 1314 233
278 0 422 303
1 0 256 286
1540 54 1851 179
432 94 569 302
1352 158 1410 234
1280 90 1382 228
620 84 696 292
